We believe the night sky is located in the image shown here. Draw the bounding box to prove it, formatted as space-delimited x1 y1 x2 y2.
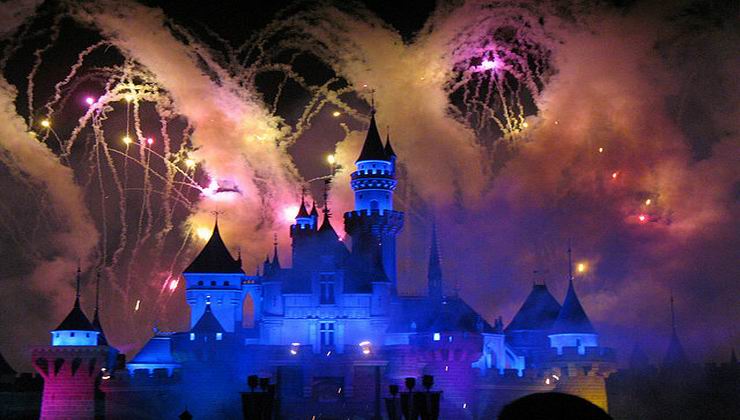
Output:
0 0 737 371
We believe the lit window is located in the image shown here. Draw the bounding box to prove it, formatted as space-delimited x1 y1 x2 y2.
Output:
320 274 336 304
216 333 223 341
320 322 335 351
433 333 440 341
190 333 195 341
448 336 453 343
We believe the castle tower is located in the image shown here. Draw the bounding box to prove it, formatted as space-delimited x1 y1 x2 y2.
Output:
32 268 110 420
545 246 615 412
662 294 688 367
183 220 249 332
427 224 443 300
344 110 404 288
548 246 599 355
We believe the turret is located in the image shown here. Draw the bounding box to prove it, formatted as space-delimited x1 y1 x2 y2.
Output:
33 268 110 420
183 220 248 332
548 246 599 355
344 108 404 287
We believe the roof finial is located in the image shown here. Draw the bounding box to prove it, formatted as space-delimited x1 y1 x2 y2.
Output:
76 261 82 300
567 238 574 283
670 292 676 334
370 88 376 115
322 179 331 216
95 269 101 313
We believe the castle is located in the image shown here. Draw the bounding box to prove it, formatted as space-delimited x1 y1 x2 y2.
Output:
29 109 620 419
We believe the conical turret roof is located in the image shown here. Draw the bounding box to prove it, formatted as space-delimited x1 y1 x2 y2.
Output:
296 197 310 218
384 133 396 158
0 350 16 376
505 284 561 332
184 221 244 274
356 113 388 162
551 279 596 334
55 270 96 332
191 304 225 334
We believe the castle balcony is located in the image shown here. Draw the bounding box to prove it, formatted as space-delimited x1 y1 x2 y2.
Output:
351 169 393 179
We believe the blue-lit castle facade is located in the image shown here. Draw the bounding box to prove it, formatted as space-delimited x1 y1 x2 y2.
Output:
32 110 617 419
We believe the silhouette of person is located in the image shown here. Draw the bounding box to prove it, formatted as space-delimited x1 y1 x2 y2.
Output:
498 392 613 420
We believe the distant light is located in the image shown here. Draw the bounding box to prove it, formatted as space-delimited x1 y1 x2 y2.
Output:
169 279 179 291
284 206 299 222
196 227 211 241
598 147 604 153
554 120 559 125
146 137 154 145
124 94 134 103
362 84 368 88
185 158 196 169
445 365 449 372
611 171 619 179
291 342 301 346
359 340 371 355
481 59 498 70
576 262 587 274
290 342 300 356
326 351 332 357
545 378 550 384
123 136 132 145
134 299 141 311
327 154 336 165
85 97 95 105
645 199 652 205
332 111 341 117
433 332 441 341
638 214 648 223
40 119 50 128
463 403 468 409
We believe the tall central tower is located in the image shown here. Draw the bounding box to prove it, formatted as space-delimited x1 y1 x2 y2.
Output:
344 109 404 288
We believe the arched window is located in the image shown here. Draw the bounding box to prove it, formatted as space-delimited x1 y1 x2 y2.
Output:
242 293 255 328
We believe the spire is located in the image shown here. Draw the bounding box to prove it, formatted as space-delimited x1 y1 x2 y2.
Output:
54 269 96 332
356 110 388 162
550 245 596 334
92 270 108 345
184 219 244 274
296 189 309 219
75 263 82 308
428 223 443 300
271 233 281 270
384 129 396 159
310 200 319 217
505 283 561 332
663 294 688 366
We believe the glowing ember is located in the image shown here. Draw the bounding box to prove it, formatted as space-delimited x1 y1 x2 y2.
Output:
481 59 498 70
185 158 196 168
645 199 652 205
40 119 50 128
327 154 336 165
196 227 211 240
122 135 132 145
284 206 299 222
576 262 587 273
169 279 179 291
134 299 140 311
124 93 134 102
611 171 619 179
146 137 154 145
332 111 341 117
598 147 604 153
638 214 647 223
85 96 95 105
